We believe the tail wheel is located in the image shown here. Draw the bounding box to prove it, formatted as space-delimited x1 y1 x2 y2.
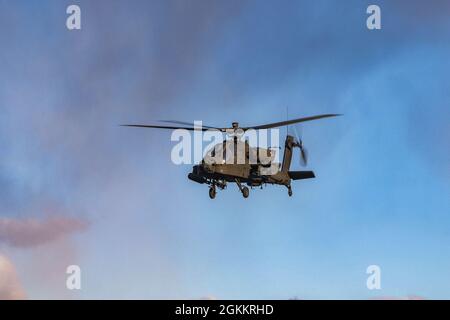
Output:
209 187 216 199
288 187 293 197
242 186 249 198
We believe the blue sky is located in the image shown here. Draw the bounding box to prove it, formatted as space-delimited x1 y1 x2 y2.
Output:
0 0 449 299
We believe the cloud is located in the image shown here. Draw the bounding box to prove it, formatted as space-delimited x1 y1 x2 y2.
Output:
0 254 26 300
0 216 88 248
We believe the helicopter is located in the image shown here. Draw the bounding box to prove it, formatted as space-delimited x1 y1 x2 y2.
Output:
122 114 341 199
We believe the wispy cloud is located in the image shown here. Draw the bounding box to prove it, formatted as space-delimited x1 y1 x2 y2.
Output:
0 216 88 248
0 254 26 300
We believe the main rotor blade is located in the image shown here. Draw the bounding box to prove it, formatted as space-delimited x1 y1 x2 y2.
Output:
158 120 220 130
120 124 212 131
246 114 342 130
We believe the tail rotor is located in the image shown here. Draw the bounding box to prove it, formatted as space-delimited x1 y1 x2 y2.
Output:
293 125 308 167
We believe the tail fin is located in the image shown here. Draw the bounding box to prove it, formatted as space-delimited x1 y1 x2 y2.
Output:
281 135 295 172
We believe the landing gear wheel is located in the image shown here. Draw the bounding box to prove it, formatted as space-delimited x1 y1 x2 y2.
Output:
209 186 216 199
242 186 249 198
288 187 293 197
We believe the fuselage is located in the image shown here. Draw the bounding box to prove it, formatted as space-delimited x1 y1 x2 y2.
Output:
189 162 290 187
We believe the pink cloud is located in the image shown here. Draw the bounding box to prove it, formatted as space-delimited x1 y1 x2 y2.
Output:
0 216 88 248
0 254 26 300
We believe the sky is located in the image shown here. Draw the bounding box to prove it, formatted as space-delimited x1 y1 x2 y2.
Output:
0 0 449 299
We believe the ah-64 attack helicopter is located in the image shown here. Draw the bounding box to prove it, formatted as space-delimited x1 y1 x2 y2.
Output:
122 114 340 199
